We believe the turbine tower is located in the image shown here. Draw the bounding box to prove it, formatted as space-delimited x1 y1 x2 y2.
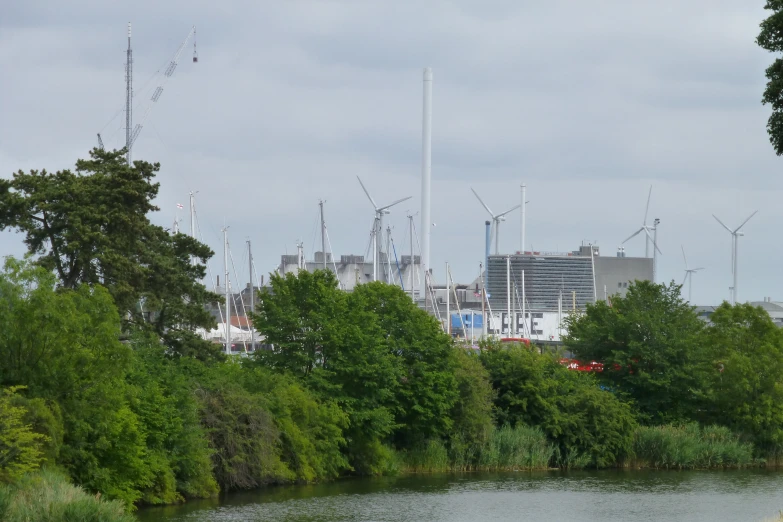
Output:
357 176 411 282
713 211 757 305
681 245 704 303
622 186 657 257
471 188 520 255
622 187 661 281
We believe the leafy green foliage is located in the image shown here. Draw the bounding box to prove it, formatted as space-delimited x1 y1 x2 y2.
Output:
124 338 218 503
251 271 401 473
196 372 291 490
480 343 637 468
700 303 783 451
0 387 48 482
564 280 708 424
0 149 220 360
251 273 460 472
349 283 458 448
448 349 495 459
233 365 349 482
9 395 63 466
758 1 783 155
252 270 348 378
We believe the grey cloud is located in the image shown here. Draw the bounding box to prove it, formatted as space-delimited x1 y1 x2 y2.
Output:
1 0 782 306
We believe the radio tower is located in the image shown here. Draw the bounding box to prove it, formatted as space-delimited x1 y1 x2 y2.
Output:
125 22 133 165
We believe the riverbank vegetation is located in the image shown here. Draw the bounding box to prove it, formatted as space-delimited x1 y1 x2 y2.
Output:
0 469 135 522
2 150 783 512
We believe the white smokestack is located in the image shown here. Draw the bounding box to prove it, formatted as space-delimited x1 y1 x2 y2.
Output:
420 67 433 299
521 182 526 253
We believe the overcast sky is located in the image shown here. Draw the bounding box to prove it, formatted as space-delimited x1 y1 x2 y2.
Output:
1 0 781 305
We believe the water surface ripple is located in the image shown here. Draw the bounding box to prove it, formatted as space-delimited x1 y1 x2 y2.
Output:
136 470 783 522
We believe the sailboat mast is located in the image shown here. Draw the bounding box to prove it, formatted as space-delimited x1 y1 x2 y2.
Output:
223 227 230 355
446 262 450 336
248 239 254 351
506 256 511 336
409 215 414 300
189 192 196 239
319 200 327 270
372 219 378 281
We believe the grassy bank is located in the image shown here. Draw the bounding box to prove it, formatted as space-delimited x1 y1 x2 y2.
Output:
399 423 761 473
401 425 554 472
627 423 755 470
0 469 135 522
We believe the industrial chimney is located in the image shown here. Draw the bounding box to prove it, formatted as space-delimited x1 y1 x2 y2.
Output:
420 67 433 300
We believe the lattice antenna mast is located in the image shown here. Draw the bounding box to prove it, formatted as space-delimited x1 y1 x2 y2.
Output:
125 22 133 165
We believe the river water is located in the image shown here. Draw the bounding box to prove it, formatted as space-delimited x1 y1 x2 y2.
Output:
136 470 783 522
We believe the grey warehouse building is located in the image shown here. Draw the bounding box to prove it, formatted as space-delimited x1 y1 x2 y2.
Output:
485 244 654 313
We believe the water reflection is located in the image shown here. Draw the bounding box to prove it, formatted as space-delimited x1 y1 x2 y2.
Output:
136 470 783 522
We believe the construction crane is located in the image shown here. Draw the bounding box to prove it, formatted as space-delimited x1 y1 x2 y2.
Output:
97 24 197 160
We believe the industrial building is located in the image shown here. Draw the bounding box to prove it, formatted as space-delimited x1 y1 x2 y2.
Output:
412 243 654 343
277 250 423 298
695 298 783 327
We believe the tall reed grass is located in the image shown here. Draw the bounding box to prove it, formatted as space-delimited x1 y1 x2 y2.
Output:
401 425 554 472
628 423 754 469
0 468 135 522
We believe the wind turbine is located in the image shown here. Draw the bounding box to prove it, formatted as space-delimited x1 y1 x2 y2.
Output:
681 245 704 303
713 210 757 305
357 176 411 282
622 186 662 281
471 188 520 255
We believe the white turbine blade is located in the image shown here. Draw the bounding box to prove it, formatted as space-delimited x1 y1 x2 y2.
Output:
643 185 652 226
378 195 412 212
471 188 495 218
496 204 521 219
712 214 732 234
644 228 662 255
692 267 705 271
622 227 644 244
682 272 688 285
734 210 758 233
681 245 688 269
357 176 378 210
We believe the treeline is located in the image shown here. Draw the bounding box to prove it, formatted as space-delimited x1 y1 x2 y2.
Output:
1 150 782 513
1 260 779 512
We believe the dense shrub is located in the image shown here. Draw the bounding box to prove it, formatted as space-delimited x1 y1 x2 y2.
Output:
480 342 637 468
0 387 48 481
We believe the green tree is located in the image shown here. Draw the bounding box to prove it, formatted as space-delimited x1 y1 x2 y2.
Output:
0 149 219 360
124 337 218 503
348 283 458 448
447 349 495 466
0 387 48 482
450 349 495 447
233 364 349 481
0 260 157 505
480 343 636 468
252 270 348 379
758 1 783 155
701 303 783 451
564 280 708 424
251 271 401 473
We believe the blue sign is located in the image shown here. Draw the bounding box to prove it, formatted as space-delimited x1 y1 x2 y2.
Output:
451 313 484 329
